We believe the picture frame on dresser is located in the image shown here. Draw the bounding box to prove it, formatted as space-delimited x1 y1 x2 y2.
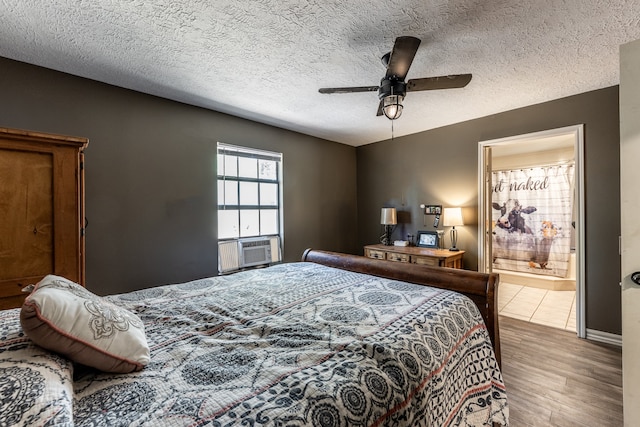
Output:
417 230 439 248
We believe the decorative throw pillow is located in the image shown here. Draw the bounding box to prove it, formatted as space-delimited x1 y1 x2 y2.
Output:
20 275 150 373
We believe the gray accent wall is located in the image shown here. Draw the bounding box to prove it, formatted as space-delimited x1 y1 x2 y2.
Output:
356 86 621 335
0 57 358 295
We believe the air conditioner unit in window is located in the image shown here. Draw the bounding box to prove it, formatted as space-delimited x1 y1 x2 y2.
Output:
218 236 282 274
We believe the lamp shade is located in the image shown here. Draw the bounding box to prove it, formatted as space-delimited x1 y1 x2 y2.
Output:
380 208 397 225
443 207 463 227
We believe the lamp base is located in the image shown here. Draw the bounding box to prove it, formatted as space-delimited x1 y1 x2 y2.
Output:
448 227 460 252
381 225 394 246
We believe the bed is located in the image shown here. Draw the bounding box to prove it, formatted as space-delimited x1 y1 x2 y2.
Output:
0 249 508 426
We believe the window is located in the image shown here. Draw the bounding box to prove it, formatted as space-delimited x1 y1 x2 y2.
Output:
217 143 282 240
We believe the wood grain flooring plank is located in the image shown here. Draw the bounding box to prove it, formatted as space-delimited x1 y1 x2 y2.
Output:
499 316 622 426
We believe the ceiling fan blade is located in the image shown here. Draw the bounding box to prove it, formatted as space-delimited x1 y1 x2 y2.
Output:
319 86 379 94
385 36 421 81
407 74 472 91
376 99 384 116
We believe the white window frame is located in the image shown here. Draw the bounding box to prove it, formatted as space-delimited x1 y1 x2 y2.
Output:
217 142 283 241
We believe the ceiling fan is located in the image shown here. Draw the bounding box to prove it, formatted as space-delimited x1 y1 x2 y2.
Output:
318 36 472 120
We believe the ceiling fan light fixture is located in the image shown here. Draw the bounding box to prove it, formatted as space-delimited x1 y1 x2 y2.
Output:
383 94 404 120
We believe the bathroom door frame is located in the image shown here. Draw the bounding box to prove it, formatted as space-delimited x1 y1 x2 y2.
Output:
477 125 585 337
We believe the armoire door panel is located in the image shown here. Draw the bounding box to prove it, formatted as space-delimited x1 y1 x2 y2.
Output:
0 149 54 281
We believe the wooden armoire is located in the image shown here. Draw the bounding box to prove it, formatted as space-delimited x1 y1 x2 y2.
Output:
0 127 88 309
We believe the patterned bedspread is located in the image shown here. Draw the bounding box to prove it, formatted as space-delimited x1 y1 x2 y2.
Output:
0 262 508 426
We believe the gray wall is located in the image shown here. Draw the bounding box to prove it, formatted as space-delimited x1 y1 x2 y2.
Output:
357 86 621 335
0 57 358 295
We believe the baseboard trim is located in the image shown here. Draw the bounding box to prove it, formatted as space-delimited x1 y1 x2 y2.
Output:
586 328 622 347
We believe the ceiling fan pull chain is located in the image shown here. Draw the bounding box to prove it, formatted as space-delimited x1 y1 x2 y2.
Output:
391 119 394 142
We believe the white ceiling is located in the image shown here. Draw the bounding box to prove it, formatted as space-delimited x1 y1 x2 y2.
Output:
2 1 640 146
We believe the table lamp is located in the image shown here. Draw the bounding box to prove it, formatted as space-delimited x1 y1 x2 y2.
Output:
380 208 397 246
443 207 463 251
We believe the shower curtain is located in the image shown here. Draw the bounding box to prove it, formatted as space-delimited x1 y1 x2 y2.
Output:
491 164 574 277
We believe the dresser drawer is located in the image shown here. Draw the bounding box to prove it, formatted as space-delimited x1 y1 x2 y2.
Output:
365 249 387 260
387 252 410 263
412 256 440 267
363 245 464 270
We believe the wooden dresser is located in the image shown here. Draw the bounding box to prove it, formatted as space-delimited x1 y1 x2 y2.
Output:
364 244 464 269
0 127 88 310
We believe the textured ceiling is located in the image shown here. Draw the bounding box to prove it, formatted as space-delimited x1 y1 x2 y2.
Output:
1 0 640 146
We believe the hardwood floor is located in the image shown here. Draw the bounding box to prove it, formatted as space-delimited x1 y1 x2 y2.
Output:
499 315 623 426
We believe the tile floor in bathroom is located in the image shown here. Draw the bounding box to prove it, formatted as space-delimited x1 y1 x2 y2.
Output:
498 282 576 332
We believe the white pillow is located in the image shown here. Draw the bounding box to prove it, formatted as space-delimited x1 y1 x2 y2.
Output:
20 275 150 373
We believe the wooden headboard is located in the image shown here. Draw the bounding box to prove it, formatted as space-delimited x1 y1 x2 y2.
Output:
301 249 501 366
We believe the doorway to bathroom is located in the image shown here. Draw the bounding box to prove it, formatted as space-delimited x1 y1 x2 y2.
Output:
478 125 585 337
